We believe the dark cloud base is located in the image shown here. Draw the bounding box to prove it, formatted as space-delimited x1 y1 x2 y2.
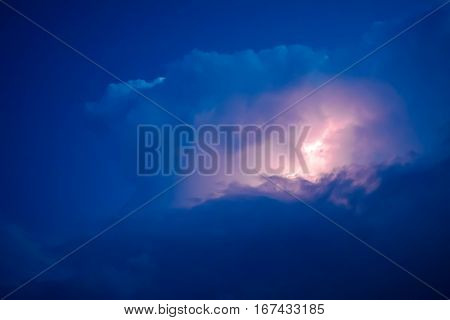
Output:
1 156 449 300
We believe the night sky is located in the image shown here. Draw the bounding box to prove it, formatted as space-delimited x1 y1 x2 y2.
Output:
1 0 450 299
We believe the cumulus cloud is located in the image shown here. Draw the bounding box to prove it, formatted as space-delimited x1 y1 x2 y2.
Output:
86 78 165 115
157 45 327 118
83 7 450 208
84 42 423 206
86 45 327 124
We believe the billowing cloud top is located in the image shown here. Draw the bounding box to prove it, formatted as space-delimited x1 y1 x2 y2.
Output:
87 42 420 206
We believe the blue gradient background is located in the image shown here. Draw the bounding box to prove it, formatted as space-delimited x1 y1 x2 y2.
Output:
0 0 449 299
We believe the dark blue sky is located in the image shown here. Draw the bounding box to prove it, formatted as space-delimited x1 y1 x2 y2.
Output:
0 0 449 299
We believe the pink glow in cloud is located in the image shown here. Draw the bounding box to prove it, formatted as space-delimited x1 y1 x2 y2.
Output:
178 78 419 207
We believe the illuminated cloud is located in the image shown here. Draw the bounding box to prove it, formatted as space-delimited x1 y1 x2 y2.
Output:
86 45 420 207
